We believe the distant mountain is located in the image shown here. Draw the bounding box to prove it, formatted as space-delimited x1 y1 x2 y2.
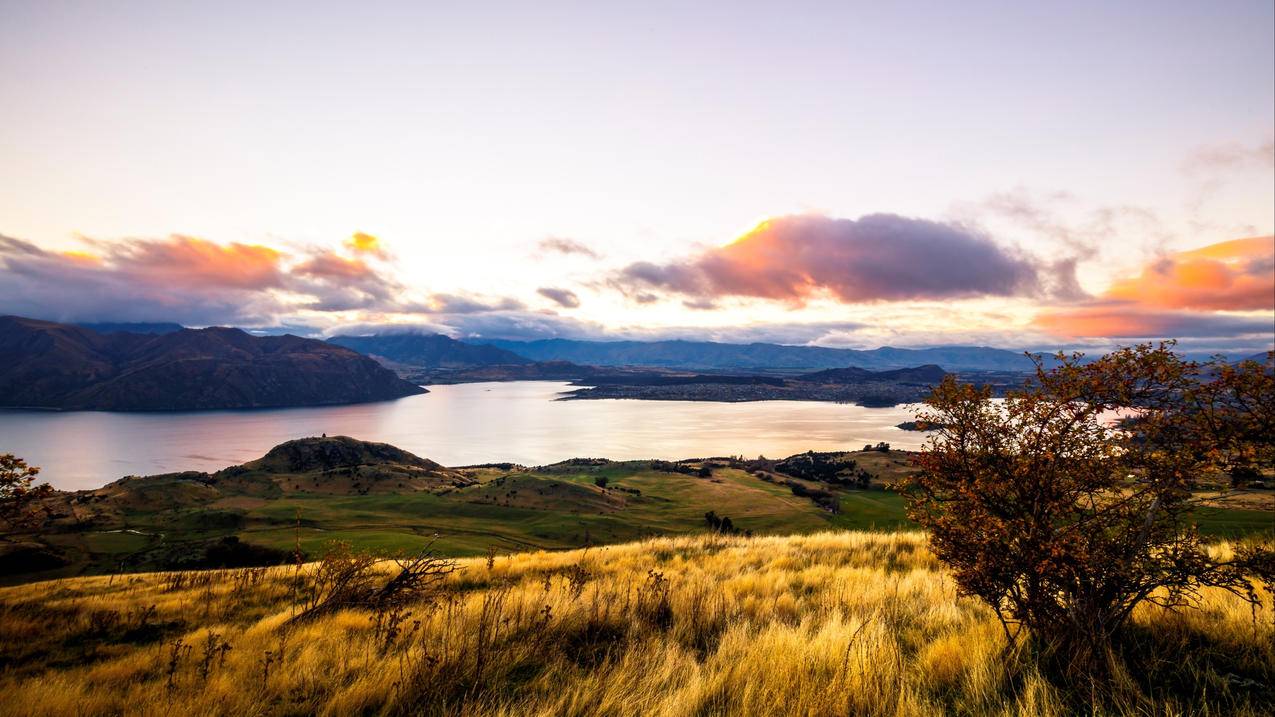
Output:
0 316 425 411
328 333 531 369
795 364 949 384
76 321 185 335
478 338 1040 372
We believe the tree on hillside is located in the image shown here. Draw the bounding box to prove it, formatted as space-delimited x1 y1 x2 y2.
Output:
1 454 53 532
900 344 1275 681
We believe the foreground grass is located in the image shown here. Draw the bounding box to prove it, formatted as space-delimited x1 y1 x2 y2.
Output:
1 531 1272 716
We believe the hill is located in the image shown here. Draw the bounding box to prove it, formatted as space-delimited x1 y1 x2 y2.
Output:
9 436 1268 583
75 321 185 335
404 359 603 384
0 316 425 411
327 333 531 369
479 337 1044 372
795 363 949 384
7 437 931 580
0 531 1269 716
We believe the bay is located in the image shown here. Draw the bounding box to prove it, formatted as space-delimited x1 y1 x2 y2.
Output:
0 381 927 490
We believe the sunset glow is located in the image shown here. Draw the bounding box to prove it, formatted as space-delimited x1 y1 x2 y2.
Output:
0 1 1270 355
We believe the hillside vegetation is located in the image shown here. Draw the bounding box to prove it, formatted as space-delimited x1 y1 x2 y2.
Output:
7 438 935 581
1 531 1271 716
10 437 1270 584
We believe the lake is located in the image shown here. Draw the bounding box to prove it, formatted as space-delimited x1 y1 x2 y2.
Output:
0 381 927 490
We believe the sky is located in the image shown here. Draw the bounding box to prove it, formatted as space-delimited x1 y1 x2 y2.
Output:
1 0 1272 354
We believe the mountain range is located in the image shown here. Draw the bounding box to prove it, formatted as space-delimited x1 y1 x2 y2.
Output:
327 333 530 368
0 316 425 411
473 338 1045 372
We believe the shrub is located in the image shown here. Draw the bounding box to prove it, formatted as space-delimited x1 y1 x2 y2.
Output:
0 455 52 531
901 344 1275 682
291 540 457 623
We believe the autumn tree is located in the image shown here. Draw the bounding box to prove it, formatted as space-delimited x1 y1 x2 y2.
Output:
0 454 53 532
901 344 1274 680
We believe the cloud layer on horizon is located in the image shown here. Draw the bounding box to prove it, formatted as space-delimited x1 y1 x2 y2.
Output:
611 214 1083 305
2 224 1270 353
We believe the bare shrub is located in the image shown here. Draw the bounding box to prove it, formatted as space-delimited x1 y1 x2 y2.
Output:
290 540 458 623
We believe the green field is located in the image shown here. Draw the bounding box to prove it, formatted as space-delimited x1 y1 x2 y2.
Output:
12 446 1273 584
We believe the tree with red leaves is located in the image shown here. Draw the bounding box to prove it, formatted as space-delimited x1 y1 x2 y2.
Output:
901 344 1274 681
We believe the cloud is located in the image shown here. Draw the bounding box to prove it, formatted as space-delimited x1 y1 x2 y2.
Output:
536 237 601 259
1102 237 1274 311
1037 236 1274 339
335 315 873 346
1037 303 1273 339
0 232 413 325
537 287 581 308
0 233 290 325
967 188 1169 260
420 294 525 314
332 310 604 342
346 231 388 258
1181 138 1275 176
682 298 717 310
612 214 1081 305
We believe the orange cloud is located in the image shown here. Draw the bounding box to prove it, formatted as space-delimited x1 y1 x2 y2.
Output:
0 232 415 325
346 232 387 257
1103 236 1273 311
112 235 286 290
1037 303 1272 339
1039 236 1274 338
59 250 102 265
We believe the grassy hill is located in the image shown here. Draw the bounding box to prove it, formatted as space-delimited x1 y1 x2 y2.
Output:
8 437 1271 584
0 531 1271 716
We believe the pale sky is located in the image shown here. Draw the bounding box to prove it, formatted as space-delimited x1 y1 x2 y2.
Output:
1 1 1272 352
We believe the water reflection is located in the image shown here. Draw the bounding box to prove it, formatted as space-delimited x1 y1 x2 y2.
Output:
0 382 927 490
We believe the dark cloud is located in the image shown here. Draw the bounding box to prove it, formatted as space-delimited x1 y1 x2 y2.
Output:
537 287 581 308
536 237 601 259
612 214 1081 305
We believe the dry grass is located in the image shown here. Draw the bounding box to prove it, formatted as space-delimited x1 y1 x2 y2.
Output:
0 531 1271 716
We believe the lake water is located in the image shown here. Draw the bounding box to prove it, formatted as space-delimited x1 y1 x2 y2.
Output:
0 381 927 490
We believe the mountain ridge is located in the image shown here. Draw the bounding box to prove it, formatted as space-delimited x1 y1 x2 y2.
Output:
475 337 1044 372
0 316 426 411
327 333 531 369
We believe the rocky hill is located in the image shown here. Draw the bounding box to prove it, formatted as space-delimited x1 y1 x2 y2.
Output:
0 316 426 410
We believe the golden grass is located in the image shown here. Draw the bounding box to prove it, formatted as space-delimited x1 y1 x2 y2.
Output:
0 531 1271 716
